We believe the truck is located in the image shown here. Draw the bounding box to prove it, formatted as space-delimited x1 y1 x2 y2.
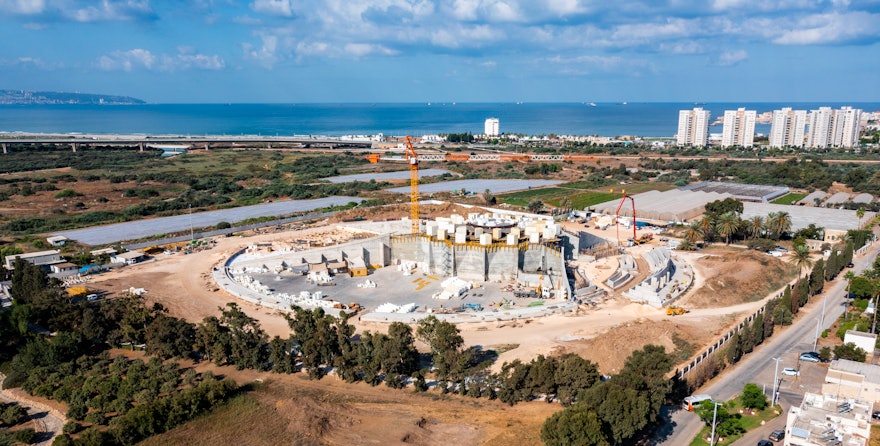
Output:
461 303 483 312
682 394 713 411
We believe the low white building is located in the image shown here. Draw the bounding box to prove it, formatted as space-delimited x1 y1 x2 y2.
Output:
111 251 146 265
843 330 876 360
50 262 79 275
4 250 62 269
783 392 871 446
46 235 68 247
822 359 880 404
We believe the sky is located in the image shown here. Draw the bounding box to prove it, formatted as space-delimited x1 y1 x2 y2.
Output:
0 0 878 103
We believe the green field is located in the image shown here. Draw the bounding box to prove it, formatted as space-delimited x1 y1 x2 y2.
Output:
499 181 670 209
546 192 620 209
771 192 807 205
496 187 571 206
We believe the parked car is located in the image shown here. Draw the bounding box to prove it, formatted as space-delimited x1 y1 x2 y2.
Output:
758 440 773 446
769 429 785 441
799 352 820 362
781 367 799 376
847 262 855 268
773 246 788 252
872 411 880 420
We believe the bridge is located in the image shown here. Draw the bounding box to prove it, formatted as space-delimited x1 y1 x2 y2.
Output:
0 135 375 153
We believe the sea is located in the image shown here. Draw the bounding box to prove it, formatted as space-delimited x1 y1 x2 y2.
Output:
0 102 878 138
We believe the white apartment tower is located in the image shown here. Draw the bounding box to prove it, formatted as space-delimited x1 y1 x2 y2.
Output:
676 108 710 146
720 108 756 148
484 118 500 137
832 106 862 148
769 108 807 148
807 106 863 149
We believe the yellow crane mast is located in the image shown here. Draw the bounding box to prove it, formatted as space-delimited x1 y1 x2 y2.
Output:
404 136 419 234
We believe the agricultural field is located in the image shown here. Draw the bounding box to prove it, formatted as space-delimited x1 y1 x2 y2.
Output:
771 192 807 205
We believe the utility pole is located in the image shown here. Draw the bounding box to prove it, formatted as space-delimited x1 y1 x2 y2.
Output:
771 357 782 408
189 204 194 242
710 401 723 446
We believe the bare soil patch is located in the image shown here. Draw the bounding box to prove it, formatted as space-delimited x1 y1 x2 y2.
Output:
677 247 797 309
139 362 558 446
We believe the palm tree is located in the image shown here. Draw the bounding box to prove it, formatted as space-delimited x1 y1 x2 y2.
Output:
747 216 764 239
677 238 696 251
857 207 866 229
684 221 704 244
715 212 740 245
790 244 813 278
699 215 716 242
770 211 792 240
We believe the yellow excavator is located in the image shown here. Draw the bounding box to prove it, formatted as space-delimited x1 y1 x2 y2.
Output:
666 306 688 316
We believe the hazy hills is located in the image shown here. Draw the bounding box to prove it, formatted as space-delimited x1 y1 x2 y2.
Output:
0 89 145 105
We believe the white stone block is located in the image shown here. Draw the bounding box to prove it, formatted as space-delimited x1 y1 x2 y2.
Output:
455 233 467 244
480 233 492 246
507 233 518 245
529 232 540 244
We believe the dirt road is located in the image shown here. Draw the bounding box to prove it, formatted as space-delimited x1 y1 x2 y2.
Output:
0 374 66 446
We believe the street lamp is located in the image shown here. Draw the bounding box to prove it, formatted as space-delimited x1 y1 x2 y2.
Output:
710 401 723 446
771 357 782 408
189 204 194 242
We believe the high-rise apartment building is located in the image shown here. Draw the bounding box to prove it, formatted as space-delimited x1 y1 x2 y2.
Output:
769 107 807 148
720 108 756 148
484 118 499 137
831 106 862 148
676 108 710 146
806 106 862 149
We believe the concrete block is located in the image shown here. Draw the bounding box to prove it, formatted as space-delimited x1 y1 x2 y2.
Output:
529 232 540 244
451 214 465 224
507 233 517 245
480 233 492 246
425 223 437 237
475 228 483 239
492 228 502 240
455 233 467 244
437 228 447 240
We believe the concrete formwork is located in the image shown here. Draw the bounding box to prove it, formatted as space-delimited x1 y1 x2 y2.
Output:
520 245 545 272
426 241 453 277
487 246 518 281
454 244 487 281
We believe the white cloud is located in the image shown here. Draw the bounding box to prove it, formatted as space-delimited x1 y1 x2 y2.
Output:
97 48 225 71
773 11 880 45
344 43 397 57
0 0 45 14
250 0 293 17
97 49 157 71
714 49 747 66
67 0 155 22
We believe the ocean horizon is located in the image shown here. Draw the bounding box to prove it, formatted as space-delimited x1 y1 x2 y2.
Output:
1 102 878 139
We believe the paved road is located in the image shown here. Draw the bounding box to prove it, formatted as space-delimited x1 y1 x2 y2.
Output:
655 236 880 446
0 374 66 446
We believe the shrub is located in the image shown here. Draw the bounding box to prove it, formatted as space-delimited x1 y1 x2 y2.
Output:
54 189 80 198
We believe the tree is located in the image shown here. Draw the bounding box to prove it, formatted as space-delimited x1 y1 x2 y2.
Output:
834 342 867 362
746 216 764 239
704 198 744 217
527 200 544 213
554 354 600 406
790 245 813 279
715 211 740 245
145 315 196 359
857 207 866 229
684 222 704 244
740 383 768 410
810 259 825 296
541 404 610 446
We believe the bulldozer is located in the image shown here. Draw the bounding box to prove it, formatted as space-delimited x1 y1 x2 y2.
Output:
666 306 688 316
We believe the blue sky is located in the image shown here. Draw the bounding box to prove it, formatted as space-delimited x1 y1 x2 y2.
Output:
1 0 878 103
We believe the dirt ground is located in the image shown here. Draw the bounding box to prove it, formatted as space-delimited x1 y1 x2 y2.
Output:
117 349 558 446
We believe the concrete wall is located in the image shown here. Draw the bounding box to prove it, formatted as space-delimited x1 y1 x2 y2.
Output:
427 241 453 277
520 245 544 272
235 235 391 270
455 244 486 281
487 246 518 281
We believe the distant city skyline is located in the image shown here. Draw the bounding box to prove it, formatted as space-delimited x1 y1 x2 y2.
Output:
0 1 878 104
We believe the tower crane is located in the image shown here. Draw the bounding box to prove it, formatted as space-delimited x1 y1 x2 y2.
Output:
365 139 601 235
404 136 419 234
